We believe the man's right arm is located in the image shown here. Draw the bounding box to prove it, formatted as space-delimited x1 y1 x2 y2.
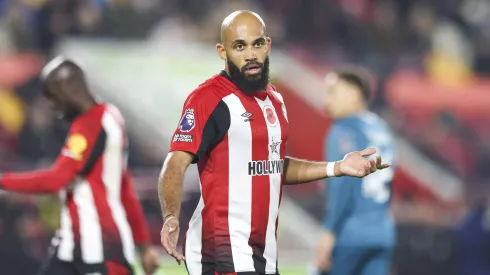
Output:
159 88 229 221
158 151 193 221
0 111 105 193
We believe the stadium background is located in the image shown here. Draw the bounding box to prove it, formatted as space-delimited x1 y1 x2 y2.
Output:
1 0 490 274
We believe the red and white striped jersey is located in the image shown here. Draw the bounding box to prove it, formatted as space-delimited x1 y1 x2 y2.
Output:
170 71 289 275
2 104 149 266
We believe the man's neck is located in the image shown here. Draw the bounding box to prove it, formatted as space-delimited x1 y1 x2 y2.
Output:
79 96 97 113
220 70 231 80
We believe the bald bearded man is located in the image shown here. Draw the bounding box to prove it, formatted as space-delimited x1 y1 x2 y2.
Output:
158 10 391 275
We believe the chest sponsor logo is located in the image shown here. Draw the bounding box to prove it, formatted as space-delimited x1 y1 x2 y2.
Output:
173 133 193 142
263 105 279 127
179 108 195 132
248 159 284 176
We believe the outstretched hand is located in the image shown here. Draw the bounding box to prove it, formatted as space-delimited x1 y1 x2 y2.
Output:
339 148 391 178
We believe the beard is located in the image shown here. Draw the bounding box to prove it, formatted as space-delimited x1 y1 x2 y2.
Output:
227 56 270 95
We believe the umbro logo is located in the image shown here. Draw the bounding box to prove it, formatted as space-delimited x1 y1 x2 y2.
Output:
241 112 254 122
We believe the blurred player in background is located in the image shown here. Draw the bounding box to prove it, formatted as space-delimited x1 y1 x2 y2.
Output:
159 11 391 275
315 67 396 275
0 57 160 275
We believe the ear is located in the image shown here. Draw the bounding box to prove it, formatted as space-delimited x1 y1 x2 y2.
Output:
216 43 226 61
266 37 272 53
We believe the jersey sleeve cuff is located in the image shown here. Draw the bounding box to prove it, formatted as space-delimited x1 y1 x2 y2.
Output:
168 147 199 162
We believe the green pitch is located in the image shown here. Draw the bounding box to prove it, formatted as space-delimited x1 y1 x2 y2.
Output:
133 261 306 275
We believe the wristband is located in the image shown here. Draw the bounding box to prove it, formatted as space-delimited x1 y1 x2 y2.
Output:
326 162 336 177
164 216 175 228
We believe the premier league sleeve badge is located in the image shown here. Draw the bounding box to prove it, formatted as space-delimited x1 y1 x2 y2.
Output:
179 109 196 132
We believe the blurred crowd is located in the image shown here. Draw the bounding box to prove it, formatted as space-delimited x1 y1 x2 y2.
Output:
1 0 490 175
2 0 490 71
1 0 490 274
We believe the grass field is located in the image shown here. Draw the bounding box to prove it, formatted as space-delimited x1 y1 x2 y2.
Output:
133 260 307 275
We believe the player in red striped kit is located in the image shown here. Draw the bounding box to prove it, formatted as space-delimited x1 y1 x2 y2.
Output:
158 11 391 275
0 57 160 275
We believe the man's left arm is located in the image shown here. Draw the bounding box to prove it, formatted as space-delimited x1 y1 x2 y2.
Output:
121 169 150 248
121 169 160 274
282 157 341 185
282 150 389 185
282 127 391 185
0 115 104 193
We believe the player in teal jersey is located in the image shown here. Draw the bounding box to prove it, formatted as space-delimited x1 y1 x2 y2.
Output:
315 66 396 275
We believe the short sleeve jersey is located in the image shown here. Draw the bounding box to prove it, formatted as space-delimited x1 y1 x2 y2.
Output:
169 71 289 275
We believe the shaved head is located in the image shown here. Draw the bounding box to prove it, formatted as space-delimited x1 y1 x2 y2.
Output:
41 56 95 120
217 10 271 95
220 10 266 44
41 56 85 86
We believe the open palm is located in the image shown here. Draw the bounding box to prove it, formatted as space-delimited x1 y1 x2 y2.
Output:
340 148 391 178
